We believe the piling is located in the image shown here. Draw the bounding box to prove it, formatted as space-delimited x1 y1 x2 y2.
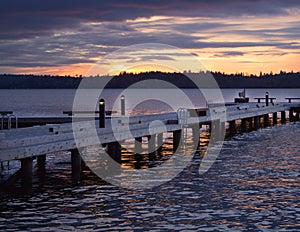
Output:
21 157 33 193
71 149 82 185
157 133 163 153
107 142 122 163
273 112 278 125
135 137 143 154
248 118 253 130
281 111 286 124
264 114 269 127
148 135 156 157
241 118 247 133
289 108 294 122
173 130 182 153
191 125 200 151
254 116 260 130
37 155 46 169
229 120 236 137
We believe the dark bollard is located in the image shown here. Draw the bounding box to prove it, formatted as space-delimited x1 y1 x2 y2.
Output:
121 95 125 116
99 99 105 128
265 91 269 106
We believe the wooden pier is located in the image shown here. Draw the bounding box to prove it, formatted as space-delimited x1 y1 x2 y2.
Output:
1 101 300 192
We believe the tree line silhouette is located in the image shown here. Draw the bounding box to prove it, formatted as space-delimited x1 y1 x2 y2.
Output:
0 71 299 89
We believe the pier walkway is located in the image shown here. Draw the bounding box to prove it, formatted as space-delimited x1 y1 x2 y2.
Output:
0 101 300 191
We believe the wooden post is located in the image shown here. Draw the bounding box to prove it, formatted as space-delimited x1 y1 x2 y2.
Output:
289 108 294 122
192 125 200 151
21 157 33 193
241 118 247 133
99 99 105 128
220 121 225 140
248 118 253 130
273 112 277 125
254 116 260 130
229 120 236 137
211 120 222 142
281 111 286 124
121 95 125 116
157 133 163 153
37 155 46 180
148 135 156 156
173 130 182 153
264 114 269 127
71 149 82 185
135 137 143 154
107 142 122 163
296 112 300 121
37 155 46 169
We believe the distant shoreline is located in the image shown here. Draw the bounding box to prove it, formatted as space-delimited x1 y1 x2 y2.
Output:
1 72 300 89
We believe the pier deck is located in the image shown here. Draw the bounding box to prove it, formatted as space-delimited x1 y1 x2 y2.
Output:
0 101 300 190
1 102 299 162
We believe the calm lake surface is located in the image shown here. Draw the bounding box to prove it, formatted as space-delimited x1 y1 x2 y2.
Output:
0 89 299 231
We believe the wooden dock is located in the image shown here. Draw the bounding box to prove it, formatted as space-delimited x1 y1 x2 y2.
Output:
1 101 300 192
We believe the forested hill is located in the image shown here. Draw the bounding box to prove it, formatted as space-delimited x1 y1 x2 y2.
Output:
0 71 300 89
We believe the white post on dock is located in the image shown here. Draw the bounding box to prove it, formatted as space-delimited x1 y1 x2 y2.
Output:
121 95 125 116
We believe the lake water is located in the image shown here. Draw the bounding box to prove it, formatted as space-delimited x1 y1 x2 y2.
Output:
0 88 299 116
0 89 299 231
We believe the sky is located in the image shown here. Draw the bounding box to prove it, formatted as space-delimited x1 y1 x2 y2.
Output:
1 0 300 76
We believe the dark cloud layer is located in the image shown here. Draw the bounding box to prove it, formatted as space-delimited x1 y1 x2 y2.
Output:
1 0 299 40
1 0 300 71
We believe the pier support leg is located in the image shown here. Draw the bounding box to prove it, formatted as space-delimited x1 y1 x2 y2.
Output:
157 133 163 153
241 119 247 133
229 120 236 137
211 120 222 142
37 155 46 180
273 112 278 125
254 116 260 130
192 125 200 151
289 109 294 122
173 130 182 153
264 114 269 127
135 137 143 154
295 112 300 121
148 135 156 156
21 157 33 193
71 149 82 185
37 155 46 169
248 118 253 130
281 111 286 124
107 142 122 163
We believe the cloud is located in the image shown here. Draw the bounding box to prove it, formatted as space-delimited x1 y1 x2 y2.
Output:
1 0 300 72
212 51 244 57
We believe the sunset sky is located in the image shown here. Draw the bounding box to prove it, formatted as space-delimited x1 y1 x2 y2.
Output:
1 0 300 76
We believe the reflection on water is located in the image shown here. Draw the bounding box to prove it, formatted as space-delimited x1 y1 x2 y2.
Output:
0 122 299 230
